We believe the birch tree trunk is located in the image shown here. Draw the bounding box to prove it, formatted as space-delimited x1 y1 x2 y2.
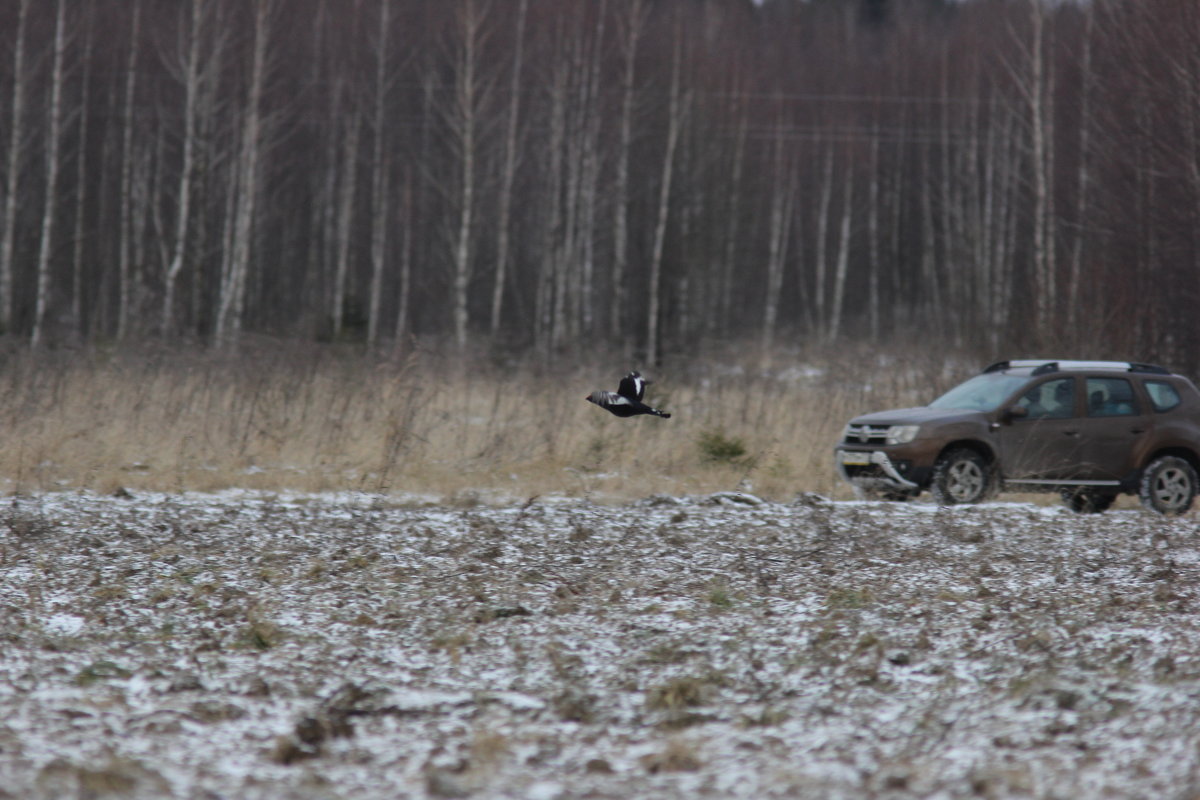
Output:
32 0 68 347
489 0 527 338
577 2 606 340
553 24 582 348
117 0 143 341
813 144 833 333
1066 4 1094 335
646 31 685 366
450 0 490 351
1027 0 1054 342
938 52 960 342
610 0 646 336
393 168 412 343
535 49 566 355
867 129 881 341
992 108 1021 351
919 143 940 333
719 93 748 338
72 4 96 339
367 0 393 348
331 112 361 338
162 0 207 338
761 123 795 355
0 0 31 335
827 166 854 342
216 0 271 348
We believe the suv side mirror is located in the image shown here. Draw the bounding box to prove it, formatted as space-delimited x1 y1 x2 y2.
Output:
1004 405 1029 422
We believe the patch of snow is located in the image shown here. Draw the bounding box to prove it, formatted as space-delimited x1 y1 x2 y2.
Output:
42 613 85 636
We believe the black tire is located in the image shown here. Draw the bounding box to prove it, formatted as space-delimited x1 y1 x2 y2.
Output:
1060 488 1117 514
931 448 994 506
1138 456 1198 515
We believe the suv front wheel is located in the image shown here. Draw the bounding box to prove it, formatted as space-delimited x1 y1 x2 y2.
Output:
1139 456 1198 515
931 448 994 506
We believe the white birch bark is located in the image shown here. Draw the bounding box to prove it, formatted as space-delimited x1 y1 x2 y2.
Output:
610 0 646 335
331 112 361 338
646 31 685 366
32 0 68 347
367 0 393 348
720 93 748 337
1067 5 1094 333
72 4 96 339
813 144 833 332
761 122 795 354
0 0 31 334
536 53 566 354
489 0 527 338
577 2 606 339
162 0 210 338
450 0 491 351
919 143 940 331
1027 0 1054 340
116 0 143 341
827 167 854 342
867 128 881 341
393 168 412 343
216 0 271 348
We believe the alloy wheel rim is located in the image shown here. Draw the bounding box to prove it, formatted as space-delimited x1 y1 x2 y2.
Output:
949 462 983 501
1154 467 1191 510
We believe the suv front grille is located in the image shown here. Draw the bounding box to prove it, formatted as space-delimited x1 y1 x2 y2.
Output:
844 424 890 445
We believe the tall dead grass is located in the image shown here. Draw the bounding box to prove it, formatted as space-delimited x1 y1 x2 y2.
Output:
0 341 970 501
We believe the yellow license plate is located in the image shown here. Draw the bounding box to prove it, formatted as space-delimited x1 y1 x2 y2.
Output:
840 451 871 466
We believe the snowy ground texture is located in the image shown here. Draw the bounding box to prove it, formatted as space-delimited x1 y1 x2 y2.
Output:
3 490 1200 800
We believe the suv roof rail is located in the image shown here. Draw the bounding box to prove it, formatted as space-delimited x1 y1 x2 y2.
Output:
982 359 1173 375
1128 362 1171 375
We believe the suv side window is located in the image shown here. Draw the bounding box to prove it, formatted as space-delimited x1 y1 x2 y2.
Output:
1015 378 1075 419
1086 378 1139 417
1145 380 1182 413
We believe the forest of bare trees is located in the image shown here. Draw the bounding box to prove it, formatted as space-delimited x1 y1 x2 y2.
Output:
1 0 1198 367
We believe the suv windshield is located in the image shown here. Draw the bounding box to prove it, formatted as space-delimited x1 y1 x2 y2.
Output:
929 373 1030 412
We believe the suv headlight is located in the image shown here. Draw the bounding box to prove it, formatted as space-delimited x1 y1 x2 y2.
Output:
885 425 919 445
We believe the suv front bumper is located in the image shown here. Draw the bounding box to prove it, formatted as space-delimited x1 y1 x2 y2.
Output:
836 449 922 493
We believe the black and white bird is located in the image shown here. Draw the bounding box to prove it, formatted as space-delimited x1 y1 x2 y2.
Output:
586 371 671 419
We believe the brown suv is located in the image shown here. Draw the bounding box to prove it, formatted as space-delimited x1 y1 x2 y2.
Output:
835 360 1200 514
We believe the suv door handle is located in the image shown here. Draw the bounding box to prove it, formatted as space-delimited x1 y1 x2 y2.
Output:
1064 430 1080 437
1131 428 1146 434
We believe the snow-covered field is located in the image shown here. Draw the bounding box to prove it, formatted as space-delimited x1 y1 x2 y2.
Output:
3 490 1200 799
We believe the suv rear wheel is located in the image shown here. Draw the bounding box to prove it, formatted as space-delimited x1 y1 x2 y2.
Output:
1139 456 1198 515
1060 488 1117 514
931 448 993 506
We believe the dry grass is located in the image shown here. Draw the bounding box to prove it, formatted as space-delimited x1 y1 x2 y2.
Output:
0 341 965 501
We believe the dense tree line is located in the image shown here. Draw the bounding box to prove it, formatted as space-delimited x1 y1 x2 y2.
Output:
1 0 1198 368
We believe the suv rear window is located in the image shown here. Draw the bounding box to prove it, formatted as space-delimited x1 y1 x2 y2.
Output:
1145 380 1182 412
1086 378 1139 417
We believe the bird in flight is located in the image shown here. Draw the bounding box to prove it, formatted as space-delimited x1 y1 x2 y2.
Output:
586 371 671 418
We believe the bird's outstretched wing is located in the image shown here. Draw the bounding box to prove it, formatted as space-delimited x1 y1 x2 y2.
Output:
586 371 669 419
617 371 646 401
